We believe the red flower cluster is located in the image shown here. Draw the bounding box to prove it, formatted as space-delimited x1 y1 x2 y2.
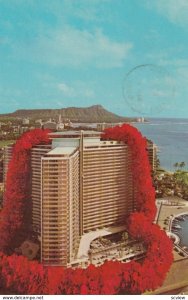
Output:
0 252 47 294
0 126 173 294
102 124 157 220
0 129 50 253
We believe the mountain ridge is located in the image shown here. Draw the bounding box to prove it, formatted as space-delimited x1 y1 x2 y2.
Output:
0 105 137 123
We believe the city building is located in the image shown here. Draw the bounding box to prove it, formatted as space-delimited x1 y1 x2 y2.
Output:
32 131 135 267
97 122 124 131
56 114 65 130
42 121 57 131
147 139 158 172
3 145 14 186
22 118 30 125
31 144 52 233
3 144 14 205
136 117 145 123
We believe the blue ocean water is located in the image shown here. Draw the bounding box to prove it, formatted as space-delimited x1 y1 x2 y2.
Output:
133 118 188 171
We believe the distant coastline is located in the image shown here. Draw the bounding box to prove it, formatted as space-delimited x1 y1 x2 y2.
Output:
134 118 188 171
0 109 187 171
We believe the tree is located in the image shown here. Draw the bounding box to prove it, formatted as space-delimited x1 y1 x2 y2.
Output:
0 129 50 253
156 157 160 170
179 161 186 169
122 232 129 242
173 162 179 169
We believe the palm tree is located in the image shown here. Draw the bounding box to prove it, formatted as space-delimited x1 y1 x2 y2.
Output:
179 161 186 170
122 232 128 242
156 158 160 170
173 162 179 170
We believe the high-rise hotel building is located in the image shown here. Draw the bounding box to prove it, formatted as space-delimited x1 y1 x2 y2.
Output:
147 139 158 172
32 131 134 266
4 131 135 267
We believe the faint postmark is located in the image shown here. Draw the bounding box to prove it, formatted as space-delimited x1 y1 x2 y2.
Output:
122 64 176 116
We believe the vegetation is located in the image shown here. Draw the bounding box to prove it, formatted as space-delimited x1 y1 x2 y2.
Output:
154 168 188 200
0 117 19 122
121 232 129 242
0 140 15 148
173 161 186 170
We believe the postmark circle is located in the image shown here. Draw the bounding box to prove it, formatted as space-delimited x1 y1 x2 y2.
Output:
122 64 176 116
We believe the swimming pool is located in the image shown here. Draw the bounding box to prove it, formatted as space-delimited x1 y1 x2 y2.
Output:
171 214 188 251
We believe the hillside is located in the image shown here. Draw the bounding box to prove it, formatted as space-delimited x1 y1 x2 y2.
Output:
0 105 136 123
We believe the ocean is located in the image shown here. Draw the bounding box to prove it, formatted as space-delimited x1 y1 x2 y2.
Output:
134 118 188 171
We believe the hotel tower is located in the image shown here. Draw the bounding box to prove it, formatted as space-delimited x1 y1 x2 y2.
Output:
5 131 135 267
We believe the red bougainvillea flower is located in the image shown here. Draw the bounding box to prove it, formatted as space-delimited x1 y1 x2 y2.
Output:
0 126 173 294
102 124 157 221
0 129 50 252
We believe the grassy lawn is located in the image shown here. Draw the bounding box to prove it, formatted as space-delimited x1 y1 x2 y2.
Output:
0 140 15 148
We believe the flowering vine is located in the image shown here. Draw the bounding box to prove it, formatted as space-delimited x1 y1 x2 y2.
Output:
0 126 173 294
102 124 157 220
0 129 50 253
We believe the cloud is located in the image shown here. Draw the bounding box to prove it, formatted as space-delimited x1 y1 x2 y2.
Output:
158 58 188 68
149 58 188 105
144 0 188 28
60 0 106 22
175 66 188 92
0 0 113 27
58 83 74 96
1 1 132 68
12 27 132 68
39 74 95 99
42 0 112 23
57 81 95 98
152 89 172 98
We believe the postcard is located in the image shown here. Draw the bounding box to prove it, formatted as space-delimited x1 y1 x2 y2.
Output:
0 0 188 297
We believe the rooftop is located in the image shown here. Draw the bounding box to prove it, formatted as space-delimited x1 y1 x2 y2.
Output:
45 146 77 156
48 130 102 139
